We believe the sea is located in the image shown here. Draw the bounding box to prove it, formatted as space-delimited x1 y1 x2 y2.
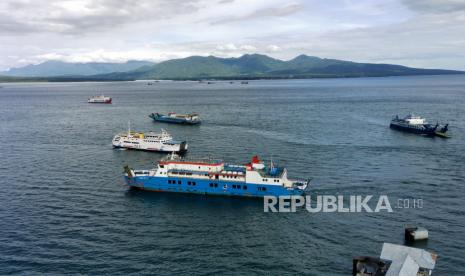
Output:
1 75 464 275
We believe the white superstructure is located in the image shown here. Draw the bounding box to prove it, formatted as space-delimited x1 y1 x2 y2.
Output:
404 114 426 125
133 154 308 189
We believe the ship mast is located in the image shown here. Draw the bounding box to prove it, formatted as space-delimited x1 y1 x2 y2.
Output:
128 121 131 137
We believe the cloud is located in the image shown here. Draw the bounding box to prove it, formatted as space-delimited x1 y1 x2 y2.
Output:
216 43 256 51
0 0 202 35
401 0 465 13
211 3 303 25
1 0 465 71
266 45 281 52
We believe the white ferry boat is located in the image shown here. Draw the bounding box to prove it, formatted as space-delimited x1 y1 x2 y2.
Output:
123 155 310 197
112 127 187 153
88 95 112 104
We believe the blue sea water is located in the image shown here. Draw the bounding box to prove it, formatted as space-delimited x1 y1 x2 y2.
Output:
0 75 464 275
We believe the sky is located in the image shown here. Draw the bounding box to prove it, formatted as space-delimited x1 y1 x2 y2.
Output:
1 0 465 71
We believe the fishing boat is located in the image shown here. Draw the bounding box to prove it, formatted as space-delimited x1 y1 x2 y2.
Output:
390 114 449 138
123 155 310 197
112 124 187 153
149 112 201 125
88 95 112 104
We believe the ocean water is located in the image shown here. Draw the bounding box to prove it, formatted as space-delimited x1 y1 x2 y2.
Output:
0 75 464 275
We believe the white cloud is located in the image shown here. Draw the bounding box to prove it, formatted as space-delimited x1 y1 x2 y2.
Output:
266 45 281 52
0 0 464 70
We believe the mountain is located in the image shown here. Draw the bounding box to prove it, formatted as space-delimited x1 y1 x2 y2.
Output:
1 54 462 82
131 54 463 80
1 60 155 77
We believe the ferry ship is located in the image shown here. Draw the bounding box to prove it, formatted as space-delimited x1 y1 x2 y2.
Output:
123 155 310 197
112 127 188 153
149 112 201 125
390 114 449 137
88 95 112 104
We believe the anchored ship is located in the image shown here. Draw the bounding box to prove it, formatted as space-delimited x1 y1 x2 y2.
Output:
112 125 188 153
123 155 310 197
88 95 112 104
390 114 449 138
149 112 201 125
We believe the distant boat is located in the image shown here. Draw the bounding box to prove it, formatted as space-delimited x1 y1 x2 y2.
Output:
149 112 201 125
112 124 188 153
88 95 112 104
241 81 248 84
390 114 449 138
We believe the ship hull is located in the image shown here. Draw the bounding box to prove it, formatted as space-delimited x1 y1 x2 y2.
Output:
88 99 112 104
389 122 435 135
124 176 305 197
113 142 188 153
149 114 200 125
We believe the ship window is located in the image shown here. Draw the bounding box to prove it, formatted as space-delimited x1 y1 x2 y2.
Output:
232 185 236 189
237 185 241 189
192 182 196 186
160 165 164 168
188 181 191 185
209 183 213 187
243 186 247 190
178 180 181 184
263 187 267 191
214 183 218 187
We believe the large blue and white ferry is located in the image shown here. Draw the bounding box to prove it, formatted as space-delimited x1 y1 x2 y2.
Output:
123 155 310 197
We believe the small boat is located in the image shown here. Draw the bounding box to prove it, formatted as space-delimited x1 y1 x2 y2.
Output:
149 112 201 125
390 114 449 138
434 124 450 138
88 95 112 104
112 123 187 153
241 81 248 84
123 155 310 197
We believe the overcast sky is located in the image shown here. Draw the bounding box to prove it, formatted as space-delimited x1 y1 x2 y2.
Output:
1 0 465 71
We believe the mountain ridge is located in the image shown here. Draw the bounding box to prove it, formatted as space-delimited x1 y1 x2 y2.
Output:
1 60 155 77
1 54 463 81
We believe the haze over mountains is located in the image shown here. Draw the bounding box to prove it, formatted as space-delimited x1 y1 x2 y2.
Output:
1 60 155 77
1 54 463 81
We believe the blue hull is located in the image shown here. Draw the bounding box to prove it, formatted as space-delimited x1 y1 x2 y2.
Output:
390 122 435 135
149 113 201 125
125 176 305 197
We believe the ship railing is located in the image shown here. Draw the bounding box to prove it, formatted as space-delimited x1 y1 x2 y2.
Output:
161 155 223 164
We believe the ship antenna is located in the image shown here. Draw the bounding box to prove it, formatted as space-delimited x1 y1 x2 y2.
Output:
128 120 131 137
